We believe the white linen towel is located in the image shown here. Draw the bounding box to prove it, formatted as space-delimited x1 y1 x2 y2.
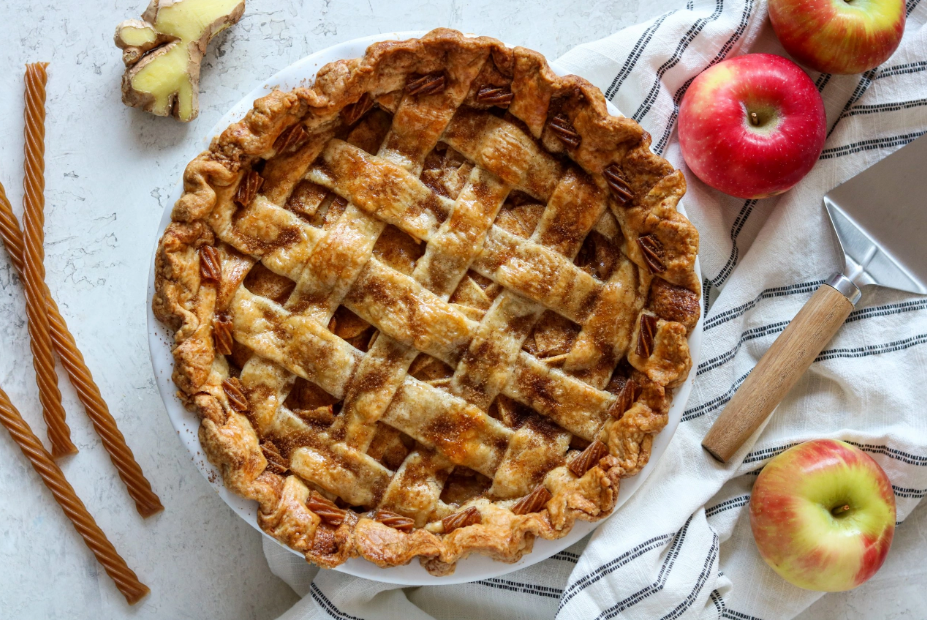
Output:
264 1 927 617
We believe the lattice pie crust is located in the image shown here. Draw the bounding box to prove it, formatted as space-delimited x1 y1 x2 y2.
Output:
153 29 700 575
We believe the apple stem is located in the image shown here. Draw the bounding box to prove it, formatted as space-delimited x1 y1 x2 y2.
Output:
831 504 851 516
749 112 760 126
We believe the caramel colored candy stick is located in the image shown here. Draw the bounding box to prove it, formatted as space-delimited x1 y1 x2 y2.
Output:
0 181 163 517
0 385 150 604
21 63 76 459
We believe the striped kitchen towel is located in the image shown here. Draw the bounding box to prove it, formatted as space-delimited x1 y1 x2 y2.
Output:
265 0 927 617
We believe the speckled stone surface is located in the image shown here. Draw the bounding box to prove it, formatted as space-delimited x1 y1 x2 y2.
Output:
0 1 922 619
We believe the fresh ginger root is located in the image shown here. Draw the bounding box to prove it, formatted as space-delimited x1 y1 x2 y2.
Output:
115 0 245 122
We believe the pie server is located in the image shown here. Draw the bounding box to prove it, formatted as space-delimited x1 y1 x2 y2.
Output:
702 132 927 463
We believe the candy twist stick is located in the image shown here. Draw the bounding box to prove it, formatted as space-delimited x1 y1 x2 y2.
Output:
0 181 163 517
0 385 150 604
21 62 76 459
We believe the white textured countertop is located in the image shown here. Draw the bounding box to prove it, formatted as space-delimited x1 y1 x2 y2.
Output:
0 1 923 618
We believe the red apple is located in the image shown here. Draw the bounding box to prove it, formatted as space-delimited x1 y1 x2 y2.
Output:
678 54 826 200
750 439 896 592
770 0 906 75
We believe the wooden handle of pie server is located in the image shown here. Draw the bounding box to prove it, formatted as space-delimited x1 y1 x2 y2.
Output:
702 278 858 463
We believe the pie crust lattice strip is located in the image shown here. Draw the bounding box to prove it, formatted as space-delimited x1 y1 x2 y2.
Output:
153 29 700 575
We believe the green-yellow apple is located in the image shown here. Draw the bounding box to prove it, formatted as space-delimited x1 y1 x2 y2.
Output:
678 54 826 199
750 439 896 592
770 0 906 75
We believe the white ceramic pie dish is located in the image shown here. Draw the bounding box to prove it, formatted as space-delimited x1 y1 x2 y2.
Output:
146 31 703 586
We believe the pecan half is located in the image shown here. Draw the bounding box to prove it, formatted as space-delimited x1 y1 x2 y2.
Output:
442 506 481 533
307 492 346 527
548 113 581 148
199 245 221 283
603 164 634 205
374 509 415 532
477 85 514 108
234 170 264 207
406 72 446 97
274 123 310 155
609 377 640 420
213 314 234 356
341 92 375 126
511 485 553 516
637 235 666 274
568 439 609 478
261 441 288 475
636 314 658 359
222 377 249 413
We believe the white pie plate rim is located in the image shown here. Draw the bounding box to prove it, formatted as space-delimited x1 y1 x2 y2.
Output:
146 31 703 586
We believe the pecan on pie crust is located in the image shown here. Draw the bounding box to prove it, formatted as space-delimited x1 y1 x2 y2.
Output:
153 28 700 575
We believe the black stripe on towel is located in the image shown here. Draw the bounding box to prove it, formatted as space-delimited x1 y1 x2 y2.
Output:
745 442 927 467
697 320 791 376
558 532 676 609
844 97 927 118
552 551 580 564
632 0 725 122
710 590 726 619
605 10 678 100
723 609 765 620
477 578 562 599
681 370 751 422
589 517 694 620
653 0 755 153
705 494 751 517
659 534 720 620
826 68 878 138
703 198 759 294
846 441 927 466
705 281 823 331
893 486 927 499
699 299 927 376
311 584 365 620
820 131 927 160
683 331 927 423
874 60 927 81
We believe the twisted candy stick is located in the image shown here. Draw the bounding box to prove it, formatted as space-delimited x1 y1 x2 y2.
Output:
0 385 150 604
0 181 163 517
21 63 76 459
0 65 163 516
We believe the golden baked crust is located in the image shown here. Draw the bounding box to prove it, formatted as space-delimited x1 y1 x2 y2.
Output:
153 28 700 575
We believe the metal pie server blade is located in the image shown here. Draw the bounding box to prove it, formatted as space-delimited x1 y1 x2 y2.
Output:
824 131 927 296
703 132 927 463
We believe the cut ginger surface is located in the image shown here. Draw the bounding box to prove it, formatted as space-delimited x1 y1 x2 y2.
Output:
115 0 245 121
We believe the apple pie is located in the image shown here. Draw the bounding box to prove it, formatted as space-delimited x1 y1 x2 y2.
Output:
153 28 700 575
